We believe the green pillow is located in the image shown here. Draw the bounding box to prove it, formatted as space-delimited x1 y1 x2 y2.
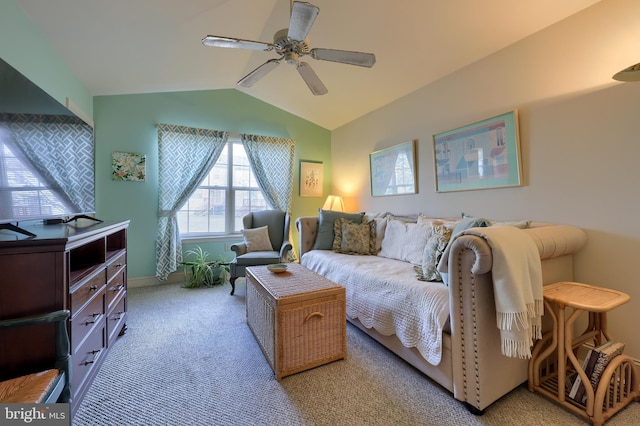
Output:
313 209 364 250
451 216 490 237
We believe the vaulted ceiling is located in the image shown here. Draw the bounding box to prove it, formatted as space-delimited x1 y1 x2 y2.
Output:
17 0 601 130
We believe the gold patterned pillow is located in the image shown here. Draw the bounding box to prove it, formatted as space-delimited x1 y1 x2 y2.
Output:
333 218 376 255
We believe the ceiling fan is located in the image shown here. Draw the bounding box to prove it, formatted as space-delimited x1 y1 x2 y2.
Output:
202 1 376 95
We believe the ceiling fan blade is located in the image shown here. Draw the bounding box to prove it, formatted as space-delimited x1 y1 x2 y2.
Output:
310 48 376 67
287 1 320 42
237 59 281 87
297 62 327 95
202 35 273 52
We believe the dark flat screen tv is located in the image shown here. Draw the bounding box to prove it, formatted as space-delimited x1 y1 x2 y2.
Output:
0 57 95 237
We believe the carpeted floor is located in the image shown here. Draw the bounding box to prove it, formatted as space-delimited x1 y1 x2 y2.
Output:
73 281 639 425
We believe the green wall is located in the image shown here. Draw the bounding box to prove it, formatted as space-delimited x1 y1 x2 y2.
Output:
0 1 92 120
94 90 331 279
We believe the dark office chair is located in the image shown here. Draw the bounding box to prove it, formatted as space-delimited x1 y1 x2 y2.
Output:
229 210 292 295
0 310 71 403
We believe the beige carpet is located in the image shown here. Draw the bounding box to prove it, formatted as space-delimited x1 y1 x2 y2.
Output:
73 281 639 425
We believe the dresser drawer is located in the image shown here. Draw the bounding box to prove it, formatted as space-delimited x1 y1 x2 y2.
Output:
106 266 126 309
71 289 105 350
71 321 106 400
107 293 127 345
106 251 126 281
70 268 106 315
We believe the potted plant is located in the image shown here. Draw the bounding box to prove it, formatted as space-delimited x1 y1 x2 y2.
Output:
180 247 230 288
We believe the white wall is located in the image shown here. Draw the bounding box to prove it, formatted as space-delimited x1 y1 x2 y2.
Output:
331 0 640 358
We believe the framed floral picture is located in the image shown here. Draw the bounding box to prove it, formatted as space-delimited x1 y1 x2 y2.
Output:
112 151 146 181
299 160 323 197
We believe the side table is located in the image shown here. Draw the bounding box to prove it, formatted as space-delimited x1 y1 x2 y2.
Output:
528 281 639 425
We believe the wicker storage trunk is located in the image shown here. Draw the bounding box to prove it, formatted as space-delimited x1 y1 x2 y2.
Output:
246 263 347 380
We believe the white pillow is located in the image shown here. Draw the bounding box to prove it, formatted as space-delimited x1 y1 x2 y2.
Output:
363 213 388 253
241 225 274 252
378 218 431 265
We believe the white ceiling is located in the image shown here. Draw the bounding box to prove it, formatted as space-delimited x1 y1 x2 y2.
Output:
17 0 601 130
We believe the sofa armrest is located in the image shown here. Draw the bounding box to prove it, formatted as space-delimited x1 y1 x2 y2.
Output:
445 224 587 412
446 234 529 412
295 216 319 258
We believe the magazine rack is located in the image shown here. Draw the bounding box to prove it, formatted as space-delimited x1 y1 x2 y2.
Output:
528 282 639 425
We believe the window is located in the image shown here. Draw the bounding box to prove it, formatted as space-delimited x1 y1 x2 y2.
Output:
0 139 68 221
177 139 267 235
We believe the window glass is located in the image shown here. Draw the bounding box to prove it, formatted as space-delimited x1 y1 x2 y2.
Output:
178 140 266 235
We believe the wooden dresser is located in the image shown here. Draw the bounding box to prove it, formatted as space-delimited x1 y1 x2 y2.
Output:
0 220 129 416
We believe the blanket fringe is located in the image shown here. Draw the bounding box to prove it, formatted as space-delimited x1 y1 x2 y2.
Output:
501 339 533 359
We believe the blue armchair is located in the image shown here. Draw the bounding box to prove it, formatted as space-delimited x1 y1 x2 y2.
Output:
229 210 292 295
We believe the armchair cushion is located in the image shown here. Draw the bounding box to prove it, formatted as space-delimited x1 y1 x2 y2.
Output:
241 225 274 252
234 251 281 266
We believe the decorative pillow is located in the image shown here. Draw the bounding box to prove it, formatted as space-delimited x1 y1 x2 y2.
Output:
314 209 364 250
416 223 453 282
241 225 273 252
333 218 376 255
364 213 389 253
451 216 490 237
378 218 431 265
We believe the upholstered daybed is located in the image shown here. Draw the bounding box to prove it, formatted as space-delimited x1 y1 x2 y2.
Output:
296 212 587 413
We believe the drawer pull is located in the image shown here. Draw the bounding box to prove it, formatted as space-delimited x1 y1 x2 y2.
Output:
82 349 101 366
115 263 123 268
304 312 324 322
112 311 124 320
89 285 98 291
85 313 102 325
112 284 124 292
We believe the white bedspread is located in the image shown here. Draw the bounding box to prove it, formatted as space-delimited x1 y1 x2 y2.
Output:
301 250 450 365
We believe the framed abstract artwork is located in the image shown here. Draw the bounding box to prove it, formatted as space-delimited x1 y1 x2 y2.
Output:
369 140 417 196
432 110 521 192
299 160 323 197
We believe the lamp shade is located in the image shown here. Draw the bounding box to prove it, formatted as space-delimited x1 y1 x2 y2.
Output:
322 195 344 212
613 63 640 82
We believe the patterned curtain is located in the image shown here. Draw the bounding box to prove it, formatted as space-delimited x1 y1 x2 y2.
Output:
156 124 228 280
241 134 295 212
0 113 94 213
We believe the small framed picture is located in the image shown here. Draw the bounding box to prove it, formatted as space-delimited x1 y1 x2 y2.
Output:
299 160 323 197
112 151 146 182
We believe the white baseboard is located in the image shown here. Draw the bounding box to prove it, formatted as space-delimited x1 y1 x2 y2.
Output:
128 272 185 288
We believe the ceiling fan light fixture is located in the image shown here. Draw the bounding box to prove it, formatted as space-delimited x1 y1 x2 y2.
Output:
202 1 375 95
612 62 640 82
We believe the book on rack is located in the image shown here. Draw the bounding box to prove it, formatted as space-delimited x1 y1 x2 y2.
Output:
569 344 600 403
568 340 625 404
589 341 625 393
